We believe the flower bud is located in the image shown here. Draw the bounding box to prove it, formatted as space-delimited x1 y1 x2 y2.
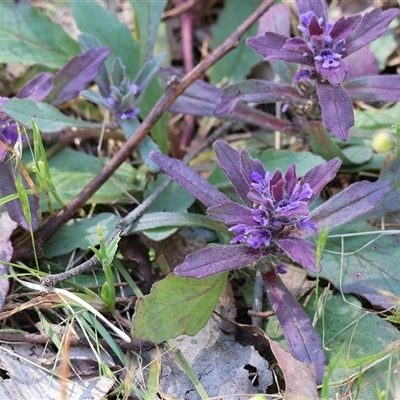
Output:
372 131 394 153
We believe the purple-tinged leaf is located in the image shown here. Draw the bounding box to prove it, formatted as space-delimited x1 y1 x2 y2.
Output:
148 151 229 208
316 80 354 141
276 237 319 272
174 244 261 278
0 156 39 231
133 53 166 98
49 47 111 107
283 37 313 54
160 66 221 101
207 201 254 225
159 67 295 133
329 15 362 43
233 103 296 133
15 73 54 102
344 46 379 81
240 150 266 190
295 0 328 24
343 8 399 57
214 80 303 116
0 211 18 312
213 140 252 206
302 158 341 203
262 270 326 384
344 75 400 103
79 33 111 98
311 180 392 232
257 4 291 36
246 33 311 65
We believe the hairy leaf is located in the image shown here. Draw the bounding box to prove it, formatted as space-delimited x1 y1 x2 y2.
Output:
149 152 229 208
49 47 111 107
263 270 326 384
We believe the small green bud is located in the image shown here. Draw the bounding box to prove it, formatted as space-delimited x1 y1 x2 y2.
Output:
372 131 394 153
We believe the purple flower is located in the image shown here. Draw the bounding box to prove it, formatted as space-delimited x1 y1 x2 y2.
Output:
149 140 392 278
106 82 141 121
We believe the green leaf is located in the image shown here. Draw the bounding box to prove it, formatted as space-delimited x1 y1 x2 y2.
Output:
70 0 141 80
341 145 373 165
307 292 400 399
131 212 228 234
209 149 326 189
355 103 400 130
132 272 228 342
0 2 80 68
44 213 120 257
129 0 167 63
308 121 372 166
2 99 99 132
37 148 145 212
320 221 400 309
209 0 262 84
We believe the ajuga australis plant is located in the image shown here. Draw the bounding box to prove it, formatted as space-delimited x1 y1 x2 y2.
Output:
149 140 392 382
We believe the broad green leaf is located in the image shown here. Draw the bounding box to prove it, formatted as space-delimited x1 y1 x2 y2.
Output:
44 213 120 257
70 0 141 80
320 221 400 309
129 0 167 63
341 145 372 165
2 99 98 132
209 149 326 189
355 103 400 130
209 0 263 84
308 292 400 399
37 148 145 211
130 212 228 234
0 2 80 68
132 272 228 342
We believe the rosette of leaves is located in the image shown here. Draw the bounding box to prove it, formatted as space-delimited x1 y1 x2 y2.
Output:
82 51 166 172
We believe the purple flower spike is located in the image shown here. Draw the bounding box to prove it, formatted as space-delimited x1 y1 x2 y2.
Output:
149 140 392 277
248 0 397 87
246 0 398 140
149 141 392 385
